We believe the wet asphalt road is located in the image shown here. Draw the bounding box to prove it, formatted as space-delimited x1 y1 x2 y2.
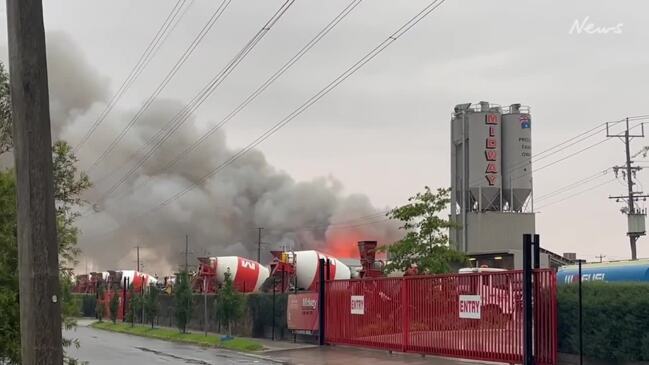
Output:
66 323 495 365
64 325 276 365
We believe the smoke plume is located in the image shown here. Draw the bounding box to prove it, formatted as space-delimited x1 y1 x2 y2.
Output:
41 33 402 275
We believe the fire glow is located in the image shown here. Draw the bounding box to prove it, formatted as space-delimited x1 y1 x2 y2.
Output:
323 229 387 260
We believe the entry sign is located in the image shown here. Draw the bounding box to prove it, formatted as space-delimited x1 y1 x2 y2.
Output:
459 295 482 319
351 295 365 315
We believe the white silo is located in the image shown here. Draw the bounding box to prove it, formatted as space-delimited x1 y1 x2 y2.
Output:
502 104 533 211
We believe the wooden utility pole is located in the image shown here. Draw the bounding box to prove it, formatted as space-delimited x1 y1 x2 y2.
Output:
6 0 63 363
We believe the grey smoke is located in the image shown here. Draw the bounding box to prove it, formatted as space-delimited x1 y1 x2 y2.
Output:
34 33 403 275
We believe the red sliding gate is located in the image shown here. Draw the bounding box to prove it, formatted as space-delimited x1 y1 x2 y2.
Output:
325 269 557 365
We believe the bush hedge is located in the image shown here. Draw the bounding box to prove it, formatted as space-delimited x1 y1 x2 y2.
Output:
71 294 97 317
246 293 287 338
558 282 649 362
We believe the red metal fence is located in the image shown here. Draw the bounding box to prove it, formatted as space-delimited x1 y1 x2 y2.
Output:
325 269 557 365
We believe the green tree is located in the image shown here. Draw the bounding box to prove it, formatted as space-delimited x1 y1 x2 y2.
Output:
215 270 245 336
52 141 91 271
109 292 119 324
125 285 142 327
0 62 12 155
0 60 93 364
143 283 160 329
95 285 105 323
382 187 466 275
60 273 83 360
0 171 19 363
174 272 193 333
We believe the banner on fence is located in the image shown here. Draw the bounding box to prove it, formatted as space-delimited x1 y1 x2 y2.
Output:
287 292 319 333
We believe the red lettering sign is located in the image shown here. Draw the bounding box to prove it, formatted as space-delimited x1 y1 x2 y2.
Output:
489 126 496 137
485 174 497 186
485 150 497 161
485 163 498 173
485 114 498 125
486 138 497 149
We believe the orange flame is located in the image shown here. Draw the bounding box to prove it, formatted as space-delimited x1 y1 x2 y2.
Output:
322 229 387 261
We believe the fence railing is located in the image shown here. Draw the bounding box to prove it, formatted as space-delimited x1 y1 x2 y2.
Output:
325 269 557 365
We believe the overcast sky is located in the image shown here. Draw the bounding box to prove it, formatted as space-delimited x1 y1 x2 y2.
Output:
2 0 649 264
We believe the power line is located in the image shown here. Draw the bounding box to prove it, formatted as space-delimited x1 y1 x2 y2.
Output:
93 0 362 202
93 0 299 200
466 117 647 188
535 178 616 210
534 168 610 202
85 0 234 172
510 122 645 183
264 210 395 234
465 118 623 188
74 0 190 151
155 0 447 208
80 0 448 237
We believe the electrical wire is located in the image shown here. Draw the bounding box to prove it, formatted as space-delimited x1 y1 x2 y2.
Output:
74 0 189 152
85 0 234 172
509 122 645 183
534 168 610 202
464 119 620 188
535 178 616 210
264 209 394 234
94 0 317 200
79 0 448 237
156 0 447 208
94 0 363 201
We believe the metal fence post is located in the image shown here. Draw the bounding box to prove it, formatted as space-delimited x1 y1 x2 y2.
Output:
578 259 583 365
122 277 127 321
532 234 540 361
272 280 276 341
318 258 326 346
523 234 534 365
401 278 410 352
533 234 540 269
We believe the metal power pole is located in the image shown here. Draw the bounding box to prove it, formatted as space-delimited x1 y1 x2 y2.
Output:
607 118 648 260
6 0 63 362
136 245 140 272
257 227 264 263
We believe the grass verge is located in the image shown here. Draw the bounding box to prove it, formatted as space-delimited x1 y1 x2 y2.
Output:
91 321 263 352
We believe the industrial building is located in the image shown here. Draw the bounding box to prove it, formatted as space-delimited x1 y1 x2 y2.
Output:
449 101 571 269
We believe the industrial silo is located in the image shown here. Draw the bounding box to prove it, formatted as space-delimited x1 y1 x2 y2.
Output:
467 102 502 211
450 104 467 208
502 104 532 211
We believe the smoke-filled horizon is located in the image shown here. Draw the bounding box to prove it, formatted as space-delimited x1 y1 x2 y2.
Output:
19 32 402 275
